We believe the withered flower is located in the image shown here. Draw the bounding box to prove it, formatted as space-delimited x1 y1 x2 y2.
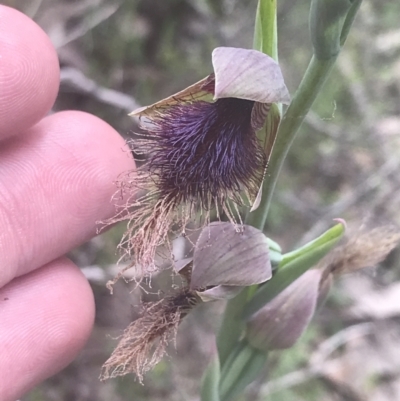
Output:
319 225 400 277
102 222 272 380
109 47 290 278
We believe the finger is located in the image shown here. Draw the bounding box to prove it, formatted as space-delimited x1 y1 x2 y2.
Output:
0 111 135 287
0 258 95 401
0 5 59 140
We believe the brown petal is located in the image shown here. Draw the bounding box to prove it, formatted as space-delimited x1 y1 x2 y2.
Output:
190 222 271 290
129 75 215 117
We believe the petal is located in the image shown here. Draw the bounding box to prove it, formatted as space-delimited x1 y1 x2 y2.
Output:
196 285 243 302
129 75 214 117
251 102 271 131
191 222 272 290
250 103 282 211
212 47 291 104
250 181 264 212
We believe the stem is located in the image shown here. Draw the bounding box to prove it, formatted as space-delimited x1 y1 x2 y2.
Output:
216 287 250 367
201 355 221 401
340 0 363 46
250 55 337 230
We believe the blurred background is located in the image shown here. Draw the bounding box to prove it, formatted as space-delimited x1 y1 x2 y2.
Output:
4 0 400 400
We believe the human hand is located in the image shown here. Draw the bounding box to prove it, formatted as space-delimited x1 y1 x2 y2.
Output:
0 6 134 401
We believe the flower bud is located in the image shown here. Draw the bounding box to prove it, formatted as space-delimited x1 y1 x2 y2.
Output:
246 269 323 351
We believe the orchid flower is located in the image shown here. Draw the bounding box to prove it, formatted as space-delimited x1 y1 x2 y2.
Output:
109 47 290 279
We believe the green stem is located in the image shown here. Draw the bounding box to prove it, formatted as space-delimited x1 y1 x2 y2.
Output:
201 355 221 401
216 287 250 368
250 55 337 230
340 0 363 46
219 341 267 401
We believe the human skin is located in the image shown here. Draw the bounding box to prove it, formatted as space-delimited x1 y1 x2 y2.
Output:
0 6 135 401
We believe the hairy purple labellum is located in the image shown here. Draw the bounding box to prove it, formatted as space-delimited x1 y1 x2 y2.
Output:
144 97 266 209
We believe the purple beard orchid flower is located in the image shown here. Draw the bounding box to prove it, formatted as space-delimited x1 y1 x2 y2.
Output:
107 47 290 280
